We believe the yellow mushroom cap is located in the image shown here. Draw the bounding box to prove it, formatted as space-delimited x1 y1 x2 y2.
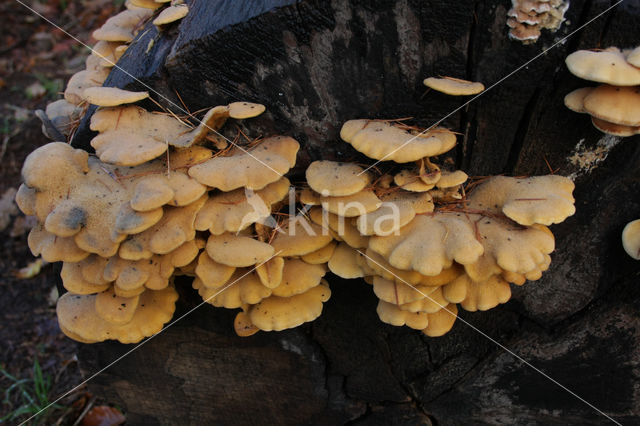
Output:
194 251 236 288
372 276 439 306
622 219 640 260
255 256 285 289
248 281 331 331
423 77 485 96
206 233 275 267
583 85 640 126
422 304 458 337
57 286 178 343
227 102 266 119
188 136 299 191
327 243 367 279
565 49 640 86
301 241 337 264
95 287 140 325
270 216 333 256
340 119 457 163
467 175 575 226
305 160 371 197
442 274 512 312
320 189 382 217
563 87 594 113
369 213 484 276
234 311 260 337
153 4 189 26
376 300 429 330
28 225 89 263
92 9 152 42
60 260 111 295
436 170 468 189
399 287 449 314
271 259 326 297
196 269 272 308
83 87 149 107
591 116 640 137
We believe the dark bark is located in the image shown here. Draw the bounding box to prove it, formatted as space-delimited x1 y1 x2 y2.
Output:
76 0 640 424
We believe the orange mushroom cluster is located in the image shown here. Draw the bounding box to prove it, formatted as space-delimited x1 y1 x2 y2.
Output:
16 94 318 342
564 46 640 137
297 119 576 337
17 3 579 344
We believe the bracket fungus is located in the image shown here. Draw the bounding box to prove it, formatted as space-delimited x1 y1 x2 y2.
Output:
19 6 578 343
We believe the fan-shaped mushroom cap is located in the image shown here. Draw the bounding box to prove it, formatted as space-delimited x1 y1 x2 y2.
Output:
566 49 640 86
369 214 484 276
205 233 275 267
422 304 458 337
622 219 640 260
340 119 457 163
583 85 640 126
83 87 149 107
308 207 368 248
563 87 594 113
188 136 299 191
28 225 89 262
301 241 337 264
436 170 468 189
23 144 154 257
591 116 640 137
305 161 371 197
92 9 152 42
64 69 110 105
319 189 382 217
377 300 429 330
95 287 140 325
90 106 191 166
463 218 555 281
270 216 333 256
373 276 439 306
153 4 188 26
271 259 326 297
248 281 331 331
328 243 367 279
90 40 121 67
57 286 178 343
119 195 206 260
399 287 449 314
234 311 260 337
363 249 463 287
60 259 110 294
194 252 236 288
256 256 285 289
356 191 434 237
423 77 485 96
467 175 575 226
443 274 512 312
194 270 272 308
195 177 289 234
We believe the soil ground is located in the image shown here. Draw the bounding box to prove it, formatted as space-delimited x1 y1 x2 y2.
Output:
0 1 125 424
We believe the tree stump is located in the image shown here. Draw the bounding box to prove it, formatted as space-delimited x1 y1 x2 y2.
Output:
75 0 640 424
